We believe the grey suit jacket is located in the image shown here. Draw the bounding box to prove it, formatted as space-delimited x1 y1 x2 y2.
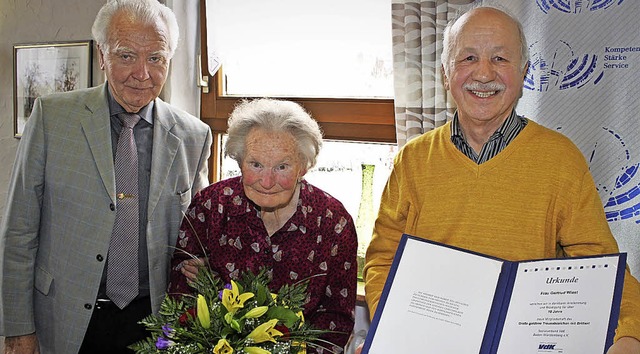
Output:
0 84 212 353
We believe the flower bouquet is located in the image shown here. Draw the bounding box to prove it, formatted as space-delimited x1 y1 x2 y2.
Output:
129 266 338 353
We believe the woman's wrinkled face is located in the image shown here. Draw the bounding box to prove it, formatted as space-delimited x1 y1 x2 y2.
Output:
240 128 306 211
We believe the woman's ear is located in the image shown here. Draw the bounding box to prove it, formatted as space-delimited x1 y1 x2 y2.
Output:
298 168 308 182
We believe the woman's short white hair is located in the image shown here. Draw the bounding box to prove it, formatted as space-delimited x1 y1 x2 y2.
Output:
225 99 324 171
91 0 180 58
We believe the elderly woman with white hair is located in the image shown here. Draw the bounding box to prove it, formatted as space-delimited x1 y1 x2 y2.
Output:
168 98 357 352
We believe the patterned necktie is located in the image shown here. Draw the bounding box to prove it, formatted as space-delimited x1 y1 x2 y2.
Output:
106 112 141 309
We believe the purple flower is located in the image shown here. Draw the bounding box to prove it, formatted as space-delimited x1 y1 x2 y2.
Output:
162 324 174 338
218 283 232 300
156 336 174 350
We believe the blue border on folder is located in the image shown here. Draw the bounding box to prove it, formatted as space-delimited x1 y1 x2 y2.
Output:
483 260 516 353
607 252 626 350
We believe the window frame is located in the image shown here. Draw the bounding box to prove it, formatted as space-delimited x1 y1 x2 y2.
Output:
198 0 396 182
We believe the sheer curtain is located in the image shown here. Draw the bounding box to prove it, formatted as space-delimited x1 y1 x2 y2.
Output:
391 0 475 147
162 0 201 117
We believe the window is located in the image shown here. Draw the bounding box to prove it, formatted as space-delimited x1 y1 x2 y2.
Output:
205 0 393 99
200 0 396 281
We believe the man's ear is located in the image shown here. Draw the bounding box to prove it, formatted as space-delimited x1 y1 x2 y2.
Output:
518 61 530 98
97 45 106 70
521 61 530 80
441 64 450 90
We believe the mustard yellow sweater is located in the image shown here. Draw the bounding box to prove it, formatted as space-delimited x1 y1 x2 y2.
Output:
364 120 640 341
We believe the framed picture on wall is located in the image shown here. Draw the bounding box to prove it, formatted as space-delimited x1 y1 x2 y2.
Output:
13 40 92 138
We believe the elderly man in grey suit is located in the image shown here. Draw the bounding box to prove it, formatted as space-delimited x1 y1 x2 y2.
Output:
0 0 212 353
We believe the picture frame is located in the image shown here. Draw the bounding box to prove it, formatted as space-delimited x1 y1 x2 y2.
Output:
13 40 93 138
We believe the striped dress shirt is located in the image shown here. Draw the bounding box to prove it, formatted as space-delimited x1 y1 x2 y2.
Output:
451 110 528 164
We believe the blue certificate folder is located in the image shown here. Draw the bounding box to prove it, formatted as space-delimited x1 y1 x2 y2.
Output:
362 234 626 354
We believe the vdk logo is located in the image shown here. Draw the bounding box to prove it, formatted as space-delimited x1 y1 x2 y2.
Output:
537 0 626 14
537 342 561 353
525 40 604 92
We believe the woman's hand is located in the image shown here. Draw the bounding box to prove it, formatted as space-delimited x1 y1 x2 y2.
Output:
179 258 207 281
607 337 640 354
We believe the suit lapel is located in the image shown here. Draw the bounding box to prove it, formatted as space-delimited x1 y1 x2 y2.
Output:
148 99 180 218
80 84 115 199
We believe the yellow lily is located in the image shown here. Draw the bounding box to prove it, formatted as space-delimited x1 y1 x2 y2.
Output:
196 294 211 329
222 280 255 314
243 306 269 319
247 319 283 344
213 338 234 354
244 347 271 354
292 341 307 354
296 310 305 327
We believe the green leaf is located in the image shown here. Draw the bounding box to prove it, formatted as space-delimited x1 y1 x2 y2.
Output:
266 306 300 328
255 283 268 305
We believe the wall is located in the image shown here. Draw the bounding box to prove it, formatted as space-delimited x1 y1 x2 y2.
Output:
0 1 104 348
0 0 105 218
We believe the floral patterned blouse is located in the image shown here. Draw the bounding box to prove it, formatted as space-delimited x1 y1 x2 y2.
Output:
168 176 357 353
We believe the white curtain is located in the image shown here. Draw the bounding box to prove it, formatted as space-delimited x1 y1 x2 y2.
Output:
162 0 201 117
391 0 475 147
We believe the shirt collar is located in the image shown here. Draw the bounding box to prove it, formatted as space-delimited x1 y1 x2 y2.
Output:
450 109 520 142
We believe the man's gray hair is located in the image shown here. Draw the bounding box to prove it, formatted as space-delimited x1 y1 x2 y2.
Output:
441 4 529 75
225 99 324 171
91 0 180 58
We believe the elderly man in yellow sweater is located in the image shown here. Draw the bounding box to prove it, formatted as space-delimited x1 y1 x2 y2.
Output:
362 5 640 354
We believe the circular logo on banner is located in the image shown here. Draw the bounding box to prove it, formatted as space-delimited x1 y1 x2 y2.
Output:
525 40 604 92
557 126 640 224
536 0 626 14
594 128 640 224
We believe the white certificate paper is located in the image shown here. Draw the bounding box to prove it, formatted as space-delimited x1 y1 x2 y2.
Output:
496 256 622 354
362 235 625 354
